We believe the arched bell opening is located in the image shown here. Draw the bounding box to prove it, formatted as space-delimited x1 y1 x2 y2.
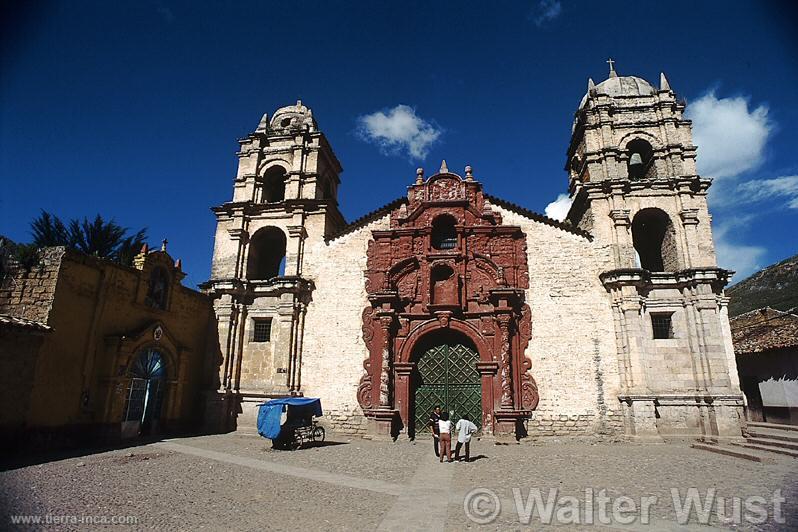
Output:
632 208 679 272
627 139 656 180
259 166 287 203
246 227 287 280
409 330 482 439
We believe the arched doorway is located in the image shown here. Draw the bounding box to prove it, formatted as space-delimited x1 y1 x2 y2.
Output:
123 348 167 435
412 331 481 436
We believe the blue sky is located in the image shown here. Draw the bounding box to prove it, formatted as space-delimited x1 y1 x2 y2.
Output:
2 1 796 288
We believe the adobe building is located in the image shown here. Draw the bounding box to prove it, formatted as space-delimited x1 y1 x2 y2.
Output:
732 307 798 425
203 65 745 442
0 244 220 449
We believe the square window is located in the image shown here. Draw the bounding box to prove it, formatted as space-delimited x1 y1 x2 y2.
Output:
651 314 673 339
253 319 272 343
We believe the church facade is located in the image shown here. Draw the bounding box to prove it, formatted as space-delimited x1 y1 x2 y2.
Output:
203 67 745 441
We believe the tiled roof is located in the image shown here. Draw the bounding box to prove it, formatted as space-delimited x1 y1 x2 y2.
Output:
0 314 51 332
730 307 798 354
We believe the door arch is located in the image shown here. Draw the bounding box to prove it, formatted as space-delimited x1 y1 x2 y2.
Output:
412 331 481 436
123 347 168 435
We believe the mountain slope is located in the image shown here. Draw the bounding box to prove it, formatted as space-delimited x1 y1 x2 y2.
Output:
727 253 798 317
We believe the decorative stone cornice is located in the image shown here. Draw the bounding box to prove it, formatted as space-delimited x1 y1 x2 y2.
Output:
201 276 314 298
227 228 248 241
286 225 307 239
600 267 733 292
679 209 700 225
609 208 631 226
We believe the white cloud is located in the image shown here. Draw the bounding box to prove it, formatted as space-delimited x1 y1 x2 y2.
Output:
686 91 772 181
544 193 572 221
736 175 798 209
533 0 562 27
356 105 442 161
713 215 766 281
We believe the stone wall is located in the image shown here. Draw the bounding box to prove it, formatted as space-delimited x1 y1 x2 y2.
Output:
294 203 628 439
0 324 47 440
494 206 624 438
0 247 65 323
300 214 392 433
0 246 219 447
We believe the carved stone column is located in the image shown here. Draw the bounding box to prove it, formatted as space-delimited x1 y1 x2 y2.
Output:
378 312 395 408
394 362 414 433
497 312 514 408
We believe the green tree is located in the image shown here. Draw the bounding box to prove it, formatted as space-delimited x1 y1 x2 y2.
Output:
28 211 148 266
30 210 70 247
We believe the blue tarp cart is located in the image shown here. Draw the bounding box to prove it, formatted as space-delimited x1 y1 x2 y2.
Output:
257 397 325 450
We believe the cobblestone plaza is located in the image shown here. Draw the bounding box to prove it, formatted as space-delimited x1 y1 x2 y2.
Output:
2 433 796 530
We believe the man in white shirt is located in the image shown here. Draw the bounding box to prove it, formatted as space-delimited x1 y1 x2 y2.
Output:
454 414 478 462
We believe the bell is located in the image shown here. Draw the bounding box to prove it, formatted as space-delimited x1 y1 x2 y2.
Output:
628 152 644 178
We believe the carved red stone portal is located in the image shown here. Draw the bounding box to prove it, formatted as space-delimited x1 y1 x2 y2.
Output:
358 169 538 437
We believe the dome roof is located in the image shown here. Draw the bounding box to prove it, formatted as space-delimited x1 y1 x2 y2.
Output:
596 75 656 98
579 73 658 108
255 100 317 133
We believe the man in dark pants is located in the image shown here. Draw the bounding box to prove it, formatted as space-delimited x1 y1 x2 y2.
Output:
428 405 442 456
454 414 478 462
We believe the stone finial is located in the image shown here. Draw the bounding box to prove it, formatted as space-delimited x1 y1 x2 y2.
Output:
175 258 182 270
588 77 595 91
140 243 149 254
607 58 617 78
439 160 448 173
161 239 168 252
660 72 671 92
256 113 269 132
416 167 424 185
465 165 474 181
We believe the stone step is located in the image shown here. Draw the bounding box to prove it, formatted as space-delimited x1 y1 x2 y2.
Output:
747 421 798 432
690 443 775 463
747 435 798 450
747 428 798 443
734 441 798 458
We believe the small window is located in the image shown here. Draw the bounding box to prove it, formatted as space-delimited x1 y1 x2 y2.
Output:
651 314 673 339
253 319 272 343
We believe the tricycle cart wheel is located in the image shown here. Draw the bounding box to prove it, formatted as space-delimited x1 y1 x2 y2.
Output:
290 433 303 451
313 426 325 442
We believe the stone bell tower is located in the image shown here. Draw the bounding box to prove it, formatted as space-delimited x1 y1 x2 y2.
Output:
203 101 345 430
565 61 744 441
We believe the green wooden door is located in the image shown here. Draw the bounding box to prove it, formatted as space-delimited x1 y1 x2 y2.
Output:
414 341 481 433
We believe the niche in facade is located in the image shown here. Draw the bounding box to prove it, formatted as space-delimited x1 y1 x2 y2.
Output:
247 227 286 280
632 208 679 272
145 266 170 310
430 264 458 306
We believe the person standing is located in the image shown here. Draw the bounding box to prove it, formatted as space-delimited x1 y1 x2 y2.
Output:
438 411 453 463
454 414 478 462
428 405 442 457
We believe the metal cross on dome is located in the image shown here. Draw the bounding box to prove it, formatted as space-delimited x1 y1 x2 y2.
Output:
606 58 616 74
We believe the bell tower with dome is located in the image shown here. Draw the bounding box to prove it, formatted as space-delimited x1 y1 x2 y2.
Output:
564 61 744 441
203 101 345 430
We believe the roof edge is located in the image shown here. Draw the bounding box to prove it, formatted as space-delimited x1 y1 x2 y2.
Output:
484 194 593 240
326 197 407 242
